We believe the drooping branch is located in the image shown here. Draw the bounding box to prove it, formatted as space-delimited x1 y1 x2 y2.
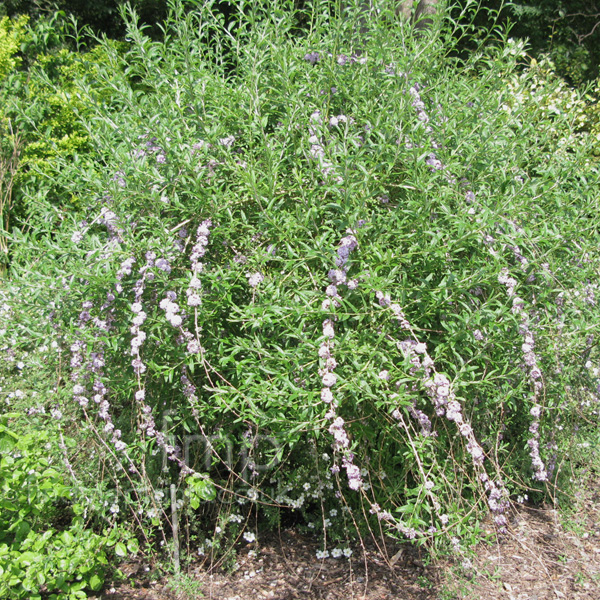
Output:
0 120 21 277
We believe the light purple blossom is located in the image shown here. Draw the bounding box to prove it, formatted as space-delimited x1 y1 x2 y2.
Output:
321 388 333 403
323 320 335 339
187 293 202 307
155 258 171 273
187 340 202 354
304 51 320 65
322 372 337 387
247 272 264 288
219 135 235 147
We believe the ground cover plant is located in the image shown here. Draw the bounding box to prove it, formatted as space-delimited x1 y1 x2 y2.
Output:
1 0 600 596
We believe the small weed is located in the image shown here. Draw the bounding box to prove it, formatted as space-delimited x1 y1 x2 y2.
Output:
166 572 204 599
416 574 434 589
574 571 588 586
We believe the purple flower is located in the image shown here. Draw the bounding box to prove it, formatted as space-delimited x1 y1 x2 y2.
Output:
247 272 264 288
304 52 320 65
318 343 331 359
187 292 202 307
426 154 443 171
219 135 235 148
322 372 337 388
187 340 202 354
131 358 146 374
325 284 338 297
321 388 333 403
323 320 335 339
155 258 171 273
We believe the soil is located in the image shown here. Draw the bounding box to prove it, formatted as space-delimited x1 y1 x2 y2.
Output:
92 479 600 600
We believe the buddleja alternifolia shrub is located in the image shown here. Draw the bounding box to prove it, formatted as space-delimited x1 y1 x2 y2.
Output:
3 0 600 560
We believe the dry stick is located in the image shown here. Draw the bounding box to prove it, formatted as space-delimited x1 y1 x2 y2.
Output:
171 484 181 573
81 410 157 546
0 124 21 276
509 529 559 596
395 412 449 533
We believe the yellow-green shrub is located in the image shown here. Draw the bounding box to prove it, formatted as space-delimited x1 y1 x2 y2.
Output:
501 51 599 156
0 15 29 82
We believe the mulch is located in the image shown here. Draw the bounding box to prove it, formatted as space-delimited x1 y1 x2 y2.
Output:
91 482 600 600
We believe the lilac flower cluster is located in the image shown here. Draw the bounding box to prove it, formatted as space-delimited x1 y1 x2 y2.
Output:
307 110 343 184
181 368 199 411
247 272 264 289
127 255 196 472
394 333 484 464
304 51 367 67
116 256 136 294
159 222 212 355
322 232 359 311
368 500 419 540
304 51 320 65
405 84 458 185
501 270 548 482
111 171 126 187
409 84 433 131
160 292 184 328
183 220 213 353
318 316 362 492
378 294 512 528
319 232 363 492
498 268 518 298
129 253 154 378
190 220 211 274
67 213 147 454
509 244 529 270
70 300 125 453
133 135 166 164
479 471 510 530
403 403 434 437
99 207 124 244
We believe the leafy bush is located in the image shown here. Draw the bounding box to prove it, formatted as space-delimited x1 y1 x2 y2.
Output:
0 415 111 599
509 0 600 85
457 0 600 85
500 49 599 154
0 15 126 239
0 15 29 80
1 0 599 570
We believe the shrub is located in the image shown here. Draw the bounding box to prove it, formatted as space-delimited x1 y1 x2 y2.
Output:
0 15 29 80
0 15 126 240
0 415 111 599
1 0 599 568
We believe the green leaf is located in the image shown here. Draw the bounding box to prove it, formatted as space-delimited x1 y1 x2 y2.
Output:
0 432 17 454
62 530 74 545
126 538 139 554
88 573 103 591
